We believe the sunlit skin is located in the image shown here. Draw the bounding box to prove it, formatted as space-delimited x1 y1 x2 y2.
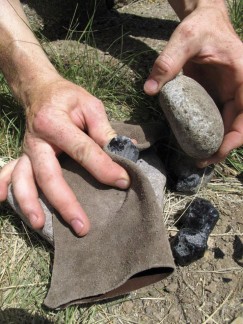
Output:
144 0 243 166
0 0 242 235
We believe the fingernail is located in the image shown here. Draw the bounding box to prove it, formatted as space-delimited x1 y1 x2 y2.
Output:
71 219 84 235
29 213 38 226
144 79 159 93
115 178 130 189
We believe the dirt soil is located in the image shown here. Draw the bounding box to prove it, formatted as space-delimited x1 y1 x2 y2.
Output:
12 1 243 323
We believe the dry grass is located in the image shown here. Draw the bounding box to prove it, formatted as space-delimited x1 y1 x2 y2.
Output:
1 2 243 323
1 144 242 323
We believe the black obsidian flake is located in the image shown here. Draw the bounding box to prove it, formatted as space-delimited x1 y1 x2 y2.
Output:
175 165 214 194
171 198 219 266
171 228 208 266
107 136 139 162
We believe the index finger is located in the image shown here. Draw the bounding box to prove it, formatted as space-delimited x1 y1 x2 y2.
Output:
144 20 201 95
32 113 130 189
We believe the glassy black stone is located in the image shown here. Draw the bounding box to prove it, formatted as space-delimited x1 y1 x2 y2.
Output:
107 136 139 162
171 198 219 266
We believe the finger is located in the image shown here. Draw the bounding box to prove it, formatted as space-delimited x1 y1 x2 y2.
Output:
78 98 117 147
221 100 237 134
29 141 90 236
11 155 45 229
32 115 130 189
144 21 201 95
197 130 243 167
0 159 19 201
198 90 243 167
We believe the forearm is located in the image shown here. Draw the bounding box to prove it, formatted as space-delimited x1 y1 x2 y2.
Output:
0 0 58 106
168 0 228 20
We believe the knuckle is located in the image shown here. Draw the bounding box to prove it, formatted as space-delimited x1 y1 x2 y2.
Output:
73 141 92 166
23 133 35 149
87 97 105 113
32 109 53 135
216 149 227 161
178 21 196 39
96 99 105 110
18 200 34 214
105 127 117 139
155 53 175 76
58 200 79 219
35 169 56 188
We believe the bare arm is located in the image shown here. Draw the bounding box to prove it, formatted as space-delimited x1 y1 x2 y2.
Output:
0 0 58 103
0 0 130 235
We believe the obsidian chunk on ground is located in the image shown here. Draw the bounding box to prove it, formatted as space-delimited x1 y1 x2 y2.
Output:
177 198 219 234
169 154 215 194
107 136 139 162
171 228 208 266
171 198 220 266
155 143 215 194
233 235 243 266
175 165 214 194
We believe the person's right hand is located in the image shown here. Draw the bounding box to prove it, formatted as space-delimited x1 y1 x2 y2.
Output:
0 76 130 236
144 2 243 166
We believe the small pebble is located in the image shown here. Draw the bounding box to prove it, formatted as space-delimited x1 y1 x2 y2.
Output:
165 282 178 293
205 282 217 293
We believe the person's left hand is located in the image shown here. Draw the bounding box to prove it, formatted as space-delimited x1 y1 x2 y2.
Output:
0 78 130 236
144 5 243 167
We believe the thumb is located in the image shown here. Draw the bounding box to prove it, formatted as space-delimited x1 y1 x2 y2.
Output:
144 22 201 95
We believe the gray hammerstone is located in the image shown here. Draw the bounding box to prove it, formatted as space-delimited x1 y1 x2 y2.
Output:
159 75 224 159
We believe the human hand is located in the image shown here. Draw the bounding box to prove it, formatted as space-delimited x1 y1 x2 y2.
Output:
0 77 130 236
144 3 243 166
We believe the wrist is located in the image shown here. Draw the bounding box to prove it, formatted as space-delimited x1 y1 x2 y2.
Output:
0 40 60 107
168 0 227 20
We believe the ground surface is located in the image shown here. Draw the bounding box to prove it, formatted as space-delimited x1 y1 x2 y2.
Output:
0 1 243 323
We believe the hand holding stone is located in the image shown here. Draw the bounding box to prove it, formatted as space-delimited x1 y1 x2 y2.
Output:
144 3 243 165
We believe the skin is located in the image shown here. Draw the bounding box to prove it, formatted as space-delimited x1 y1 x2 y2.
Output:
144 0 243 166
0 0 243 235
0 0 130 236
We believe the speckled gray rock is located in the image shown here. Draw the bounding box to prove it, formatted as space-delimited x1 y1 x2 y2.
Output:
7 186 54 244
159 75 224 159
137 148 166 209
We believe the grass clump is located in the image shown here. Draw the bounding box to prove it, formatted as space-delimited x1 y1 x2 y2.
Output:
0 77 25 167
228 0 243 39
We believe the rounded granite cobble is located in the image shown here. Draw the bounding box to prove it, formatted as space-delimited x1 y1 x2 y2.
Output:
159 75 224 159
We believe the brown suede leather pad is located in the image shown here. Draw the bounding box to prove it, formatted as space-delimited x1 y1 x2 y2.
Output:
44 123 175 309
